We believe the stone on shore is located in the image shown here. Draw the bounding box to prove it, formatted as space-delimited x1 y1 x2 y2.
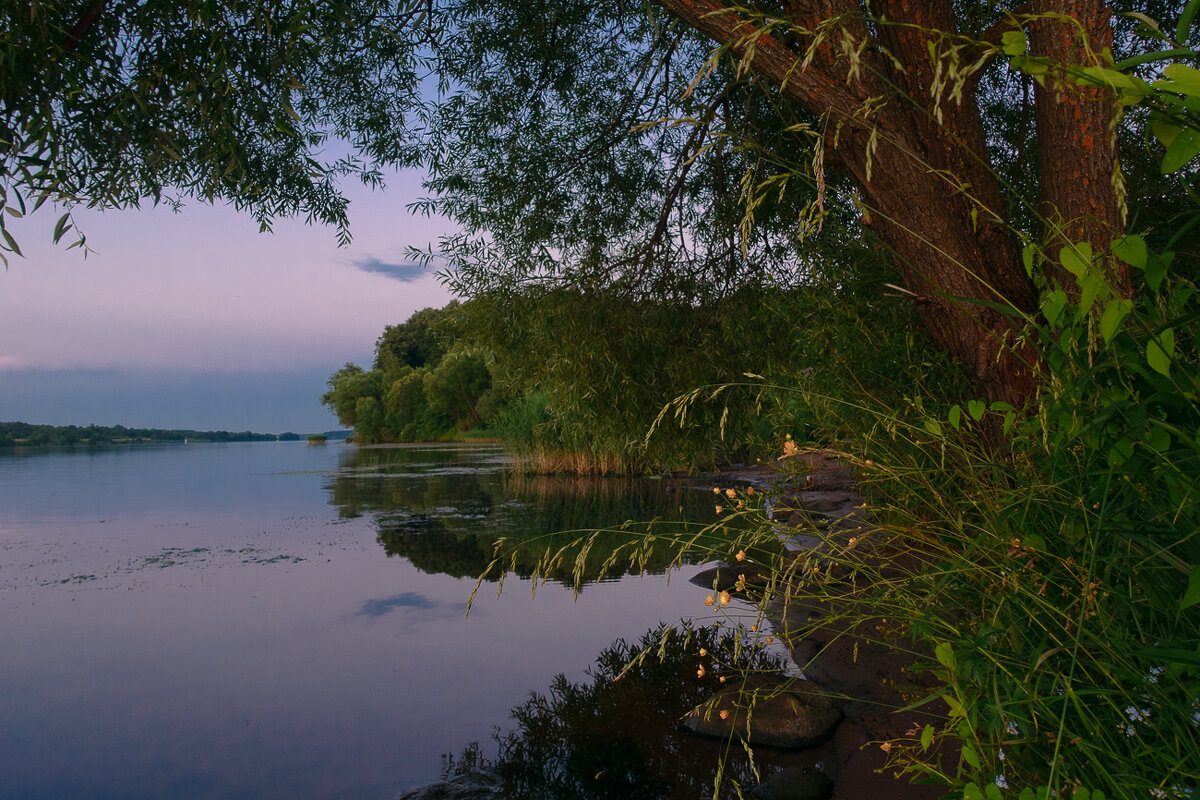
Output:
688 562 775 592
682 676 842 749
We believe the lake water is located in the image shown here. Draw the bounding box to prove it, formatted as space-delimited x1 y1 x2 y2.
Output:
0 441 733 800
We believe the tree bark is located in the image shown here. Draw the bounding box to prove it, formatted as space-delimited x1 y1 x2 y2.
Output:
652 0 1125 407
1029 0 1131 297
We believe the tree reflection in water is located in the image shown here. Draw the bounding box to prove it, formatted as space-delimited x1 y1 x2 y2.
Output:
431 624 807 800
327 445 760 585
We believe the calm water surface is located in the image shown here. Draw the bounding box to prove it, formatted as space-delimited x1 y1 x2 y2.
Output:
0 442 719 800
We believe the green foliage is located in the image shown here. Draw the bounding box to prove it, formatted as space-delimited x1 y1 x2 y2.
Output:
416 0 837 302
424 350 491 430
320 363 379 430
373 304 458 373
687 15 1200 796
0 0 437 261
321 306 489 443
449 238 944 473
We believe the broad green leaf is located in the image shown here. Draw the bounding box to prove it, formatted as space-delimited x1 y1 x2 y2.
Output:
924 418 944 437
985 785 1004 800
935 641 956 670
1043 289 1068 326
1161 63 1200 95
1162 127 1200 174
1145 424 1171 452
1072 789 1091 800
1001 30 1027 56
968 399 987 421
1109 436 1134 466
964 784 985 800
1012 53 1050 78
1145 251 1173 291
1147 327 1175 376
1075 273 1106 317
1080 66 1135 88
920 724 935 751
1022 243 1037 277
1099 298 1133 343
949 405 962 430
1149 114 1182 148
1059 243 1092 277
1111 233 1147 269
1177 0 1199 43
1182 564 1200 610
961 744 981 769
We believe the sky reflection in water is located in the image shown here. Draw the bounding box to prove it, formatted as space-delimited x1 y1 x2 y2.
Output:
0 442 724 799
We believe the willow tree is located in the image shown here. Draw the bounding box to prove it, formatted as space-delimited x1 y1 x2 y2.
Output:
3 1 1179 407
0 0 433 254
643 0 1137 406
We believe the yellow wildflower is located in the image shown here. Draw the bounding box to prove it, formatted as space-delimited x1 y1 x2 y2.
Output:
698 648 708 657
719 590 732 606
725 488 737 499
746 486 754 496
704 595 715 607
715 505 723 514
712 486 721 494
735 550 746 562
719 709 730 720
697 665 706 678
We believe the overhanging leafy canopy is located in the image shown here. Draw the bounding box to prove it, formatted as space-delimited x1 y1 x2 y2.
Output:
0 0 435 257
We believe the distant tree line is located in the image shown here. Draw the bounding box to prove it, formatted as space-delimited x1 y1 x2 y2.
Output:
0 422 287 446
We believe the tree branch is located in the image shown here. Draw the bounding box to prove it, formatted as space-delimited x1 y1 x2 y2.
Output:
61 0 106 52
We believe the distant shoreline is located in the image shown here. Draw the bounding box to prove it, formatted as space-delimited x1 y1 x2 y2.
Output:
0 421 350 447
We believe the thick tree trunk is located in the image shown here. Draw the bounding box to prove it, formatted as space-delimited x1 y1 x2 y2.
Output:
1030 0 1131 297
653 0 1125 407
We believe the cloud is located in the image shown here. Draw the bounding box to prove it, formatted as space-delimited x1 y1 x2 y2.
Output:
352 257 427 283
0 356 27 370
356 592 440 619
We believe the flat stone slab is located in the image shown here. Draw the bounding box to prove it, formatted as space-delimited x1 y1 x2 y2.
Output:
682 676 842 749
689 562 776 592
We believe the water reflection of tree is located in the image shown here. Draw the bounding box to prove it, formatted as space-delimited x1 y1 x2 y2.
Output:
326 446 734 585
439 624 796 800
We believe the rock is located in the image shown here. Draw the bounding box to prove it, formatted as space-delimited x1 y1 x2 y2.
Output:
689 562 775 592
682 676 842 749
751 766 835 800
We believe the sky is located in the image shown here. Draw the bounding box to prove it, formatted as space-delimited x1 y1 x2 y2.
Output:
0 170 456 433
